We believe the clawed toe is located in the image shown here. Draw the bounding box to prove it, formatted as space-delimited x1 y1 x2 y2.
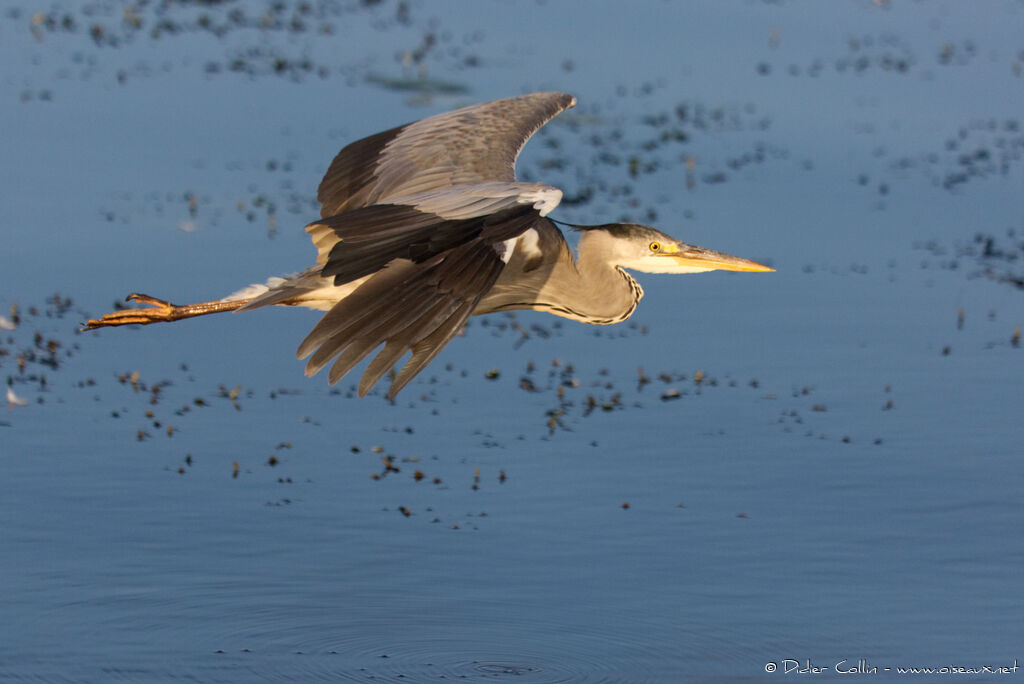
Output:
82 292 247 331
82 293 177 330
125 293 175 308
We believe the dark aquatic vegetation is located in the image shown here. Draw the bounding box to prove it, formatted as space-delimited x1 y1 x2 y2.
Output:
364 72 470 94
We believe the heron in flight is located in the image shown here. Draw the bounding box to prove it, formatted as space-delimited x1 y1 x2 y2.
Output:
85 92 773 398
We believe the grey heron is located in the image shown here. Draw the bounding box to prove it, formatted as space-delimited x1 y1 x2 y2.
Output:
85 92 773 398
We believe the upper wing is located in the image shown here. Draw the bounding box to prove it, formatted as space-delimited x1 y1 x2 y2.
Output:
316 92 576 217
298 207 543 398
297 93 574 397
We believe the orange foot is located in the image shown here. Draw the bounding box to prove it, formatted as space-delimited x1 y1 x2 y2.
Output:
83 293 180 330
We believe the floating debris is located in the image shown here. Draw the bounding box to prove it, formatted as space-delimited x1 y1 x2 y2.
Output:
637 367 650 391
6 387 29 409
365 72 470 95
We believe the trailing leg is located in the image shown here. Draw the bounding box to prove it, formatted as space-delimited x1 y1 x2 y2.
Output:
82 293 251 330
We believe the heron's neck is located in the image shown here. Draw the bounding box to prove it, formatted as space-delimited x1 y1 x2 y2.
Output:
520 230 642 325
477 227 644 324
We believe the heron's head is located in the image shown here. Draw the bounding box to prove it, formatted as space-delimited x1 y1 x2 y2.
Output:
579 223 774 274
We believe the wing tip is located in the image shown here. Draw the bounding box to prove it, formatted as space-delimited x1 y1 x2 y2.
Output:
532 91 576 112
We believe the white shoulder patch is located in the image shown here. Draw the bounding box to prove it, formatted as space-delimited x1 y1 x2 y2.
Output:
493 226 541 265
495 238 516 264
518 228 542 260
522 186 562 217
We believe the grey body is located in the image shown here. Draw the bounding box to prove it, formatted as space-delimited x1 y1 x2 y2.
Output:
86 93 772 397
243 92 648 396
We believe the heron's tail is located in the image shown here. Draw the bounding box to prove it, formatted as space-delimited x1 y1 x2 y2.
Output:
231 267 327 312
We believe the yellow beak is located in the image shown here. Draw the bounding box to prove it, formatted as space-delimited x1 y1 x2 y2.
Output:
665 245 775 272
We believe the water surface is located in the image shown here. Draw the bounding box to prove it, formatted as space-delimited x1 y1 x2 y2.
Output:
2 1 1023 681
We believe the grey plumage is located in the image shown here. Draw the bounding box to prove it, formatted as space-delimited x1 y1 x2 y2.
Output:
289 93 580 397
316 92 576 216
85 92 773 397
296 210 535 397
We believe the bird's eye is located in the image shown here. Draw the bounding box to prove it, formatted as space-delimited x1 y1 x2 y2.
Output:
649 241 661 252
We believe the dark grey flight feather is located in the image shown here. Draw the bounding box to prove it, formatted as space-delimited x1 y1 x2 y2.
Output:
294 92 577 396
298 237 511 398
317 204 539 285
316 92 576 216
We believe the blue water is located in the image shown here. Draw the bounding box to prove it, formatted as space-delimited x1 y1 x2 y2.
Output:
2 1 1023 681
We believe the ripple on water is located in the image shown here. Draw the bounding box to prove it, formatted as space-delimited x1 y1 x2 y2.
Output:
195 597 707 682
213 646 639 683
188 592 837 682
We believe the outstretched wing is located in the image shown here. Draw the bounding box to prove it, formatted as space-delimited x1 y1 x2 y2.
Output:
298 206 544 398
316 92 576 217
296 93 574 397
